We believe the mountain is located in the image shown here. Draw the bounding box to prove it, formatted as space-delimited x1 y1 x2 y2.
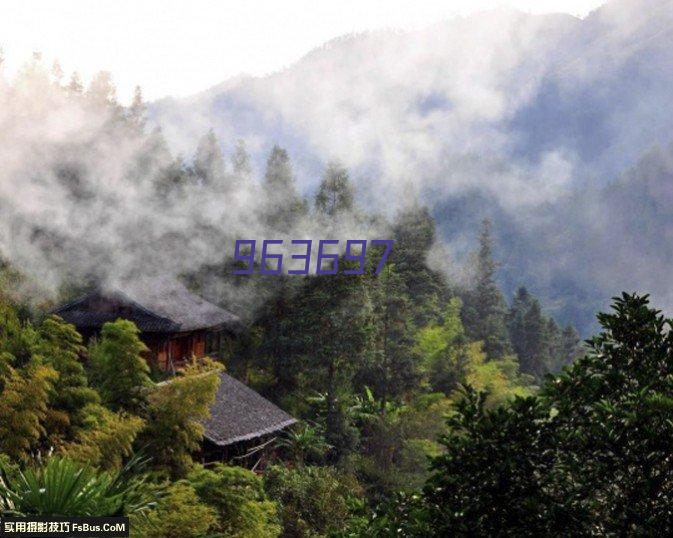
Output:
149 0 673 333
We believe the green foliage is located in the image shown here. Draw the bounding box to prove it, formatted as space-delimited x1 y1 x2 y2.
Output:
0 456 155 517
291 271 374 460
34 315 100 444
131 482 217 538
390 205 448 326
461 219 511 359
416 297 467 394
375 293 673 536
138 359 221 476
0 355 57 460
314 161 354 217
263 145 307 230
89 319 151 413
358 265 420 404
192 129 226 187
507 287 582 380
264 464 360 538
62 405 144 471
188 464 280 538
276 424 332 465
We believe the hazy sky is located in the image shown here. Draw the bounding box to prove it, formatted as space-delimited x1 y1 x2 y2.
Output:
0 0 607 102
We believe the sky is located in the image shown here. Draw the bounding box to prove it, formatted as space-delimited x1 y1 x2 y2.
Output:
0 0 608 102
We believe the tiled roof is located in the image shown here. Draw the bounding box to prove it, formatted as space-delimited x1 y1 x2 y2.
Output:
203 371 297 446
53 277 241 333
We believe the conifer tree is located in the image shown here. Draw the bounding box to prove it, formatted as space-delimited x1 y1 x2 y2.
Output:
231 138 252 183
67 72 83 94
358 265 420 406
521 299 550 380
391 205 449 326
462 219 510 359
128 85 147 131
262 145 306 230
193 129 226 188
315 161 354 217
559 323 583 367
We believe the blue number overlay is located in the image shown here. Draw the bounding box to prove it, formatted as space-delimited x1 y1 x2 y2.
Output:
233 239 256 275
233 239 392 275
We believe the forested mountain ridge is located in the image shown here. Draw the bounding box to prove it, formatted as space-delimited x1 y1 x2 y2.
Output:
150 0 673 334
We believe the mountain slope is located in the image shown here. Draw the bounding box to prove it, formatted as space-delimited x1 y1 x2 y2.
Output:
150 0 673 333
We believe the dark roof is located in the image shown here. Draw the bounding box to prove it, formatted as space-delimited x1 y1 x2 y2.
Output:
203 371 297 447
53 278 241 333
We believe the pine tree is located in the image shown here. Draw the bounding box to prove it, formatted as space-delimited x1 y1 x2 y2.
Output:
507 287 533 357
128 85 147 131
231 139 252 183
358 265 420 406
67 72 83 94
462 219 510 359
262 145 306 230
315 161 354 217
545 318 563 372
391 205 449 326
559 323 583 367
292 270 373 459
192 129 226 188
87 71 117 106
521 299 550 380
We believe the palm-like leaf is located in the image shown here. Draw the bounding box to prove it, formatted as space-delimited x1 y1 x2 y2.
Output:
0 455 157 517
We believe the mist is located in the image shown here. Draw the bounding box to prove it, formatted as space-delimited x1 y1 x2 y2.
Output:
0 56 385 319
150 0 673 332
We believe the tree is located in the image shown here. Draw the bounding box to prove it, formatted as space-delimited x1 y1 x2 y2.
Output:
0 355 57 460
357 265 420 405
128 85 147 131
67 72 83 94
138 360 221 476
461 219 510 359
33 315 100 445
315 161 354 217
264 464 361 537
188 464 280 538
558 323 583 368
421 387 567 536
380 293 673 535
89 320 152 414
262 145 306 230
276 424 332 465
87 71 118 107
291 271 374 459
63 405 144 471
232 138 252 183
416 297 468 395
390 205 449 326
541 293 673 534
192 129 226 188
131 482 217 538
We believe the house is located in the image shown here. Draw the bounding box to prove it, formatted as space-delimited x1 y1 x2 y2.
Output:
202 371 297 462
52 277 242 371
53 278 297 460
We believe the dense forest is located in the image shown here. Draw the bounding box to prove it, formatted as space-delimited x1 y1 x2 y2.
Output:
1 55 671 536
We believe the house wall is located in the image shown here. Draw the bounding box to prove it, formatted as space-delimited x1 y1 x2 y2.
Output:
145 330 214 371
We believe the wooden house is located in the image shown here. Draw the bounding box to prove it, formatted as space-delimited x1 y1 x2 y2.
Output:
53 278 297 460
53 278 241 371
202 371 296 463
